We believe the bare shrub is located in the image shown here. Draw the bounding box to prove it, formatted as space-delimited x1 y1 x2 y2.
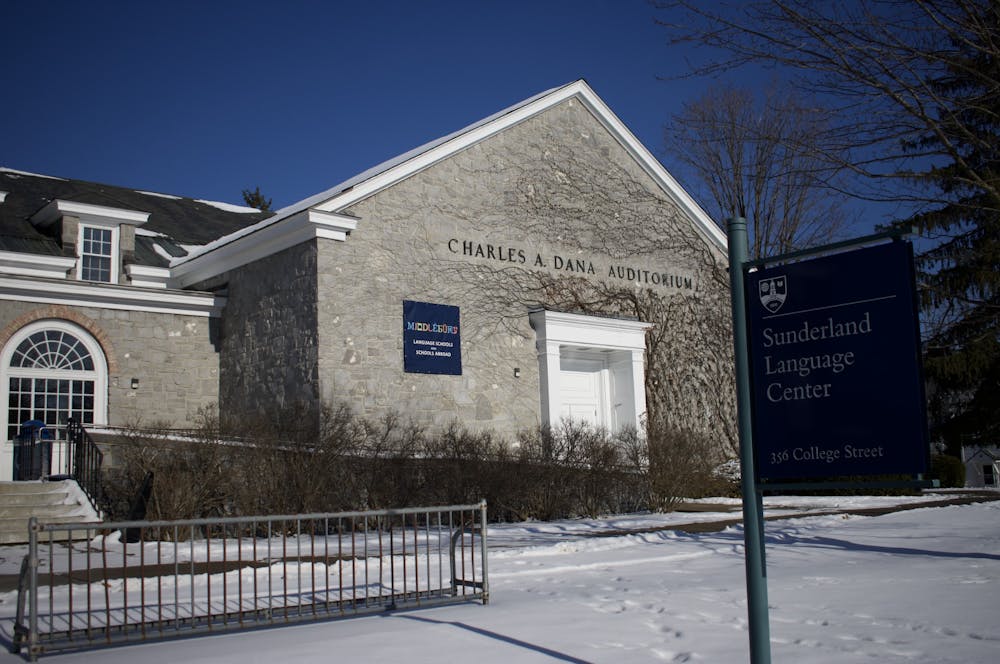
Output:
494 422 646 521
228 402 367 515
352 411 427 509
107 418 233 521
421 423 505 507
644 422 725 511
103 402 732 523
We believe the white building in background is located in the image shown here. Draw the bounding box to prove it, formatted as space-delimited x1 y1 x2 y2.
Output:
962 446 1000 488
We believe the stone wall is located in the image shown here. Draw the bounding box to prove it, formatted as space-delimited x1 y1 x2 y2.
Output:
314 97 734 445
0 301 219 427
206 242 321 425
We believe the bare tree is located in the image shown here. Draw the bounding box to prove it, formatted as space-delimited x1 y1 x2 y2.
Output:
665 85 853 258
656 0 1000 212
657 0 1000 449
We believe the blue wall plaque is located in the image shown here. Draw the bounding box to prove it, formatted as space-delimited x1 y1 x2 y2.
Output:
746 241 928 480
403 300 462 375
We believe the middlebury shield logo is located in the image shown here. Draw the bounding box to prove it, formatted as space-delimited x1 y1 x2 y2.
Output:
759 276 787 313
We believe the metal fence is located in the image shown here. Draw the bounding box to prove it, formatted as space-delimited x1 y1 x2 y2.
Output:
11 502 489 661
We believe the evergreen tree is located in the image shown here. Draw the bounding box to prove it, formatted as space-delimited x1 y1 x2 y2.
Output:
909 6 1000 452
241 185 272 212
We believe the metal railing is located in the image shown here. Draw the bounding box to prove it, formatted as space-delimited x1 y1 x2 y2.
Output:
64 419 105 515
11 502 489 661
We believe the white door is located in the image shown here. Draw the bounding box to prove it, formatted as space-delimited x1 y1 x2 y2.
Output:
559 355 608 429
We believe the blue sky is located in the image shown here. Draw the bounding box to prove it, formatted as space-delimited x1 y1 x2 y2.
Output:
3 1 728 211
11 0 845 247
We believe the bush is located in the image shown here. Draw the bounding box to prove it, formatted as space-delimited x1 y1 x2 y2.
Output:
644 423 731 510
102 402 736 523
105 419 233 521
930 454 965 488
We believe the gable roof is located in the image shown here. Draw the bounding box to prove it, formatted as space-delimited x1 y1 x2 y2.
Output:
2 81 726 288
315 80 726 250
172 80 726 287
278 84 569 216
964 446 1000 463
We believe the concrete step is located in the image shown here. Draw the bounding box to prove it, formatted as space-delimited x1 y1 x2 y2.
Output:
1 503 92 519
0 481 72 496
0 516 98 544
0 480 101 544
0 491 72 508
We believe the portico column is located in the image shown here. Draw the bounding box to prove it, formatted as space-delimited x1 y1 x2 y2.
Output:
537 340 562 429
630 348 647 430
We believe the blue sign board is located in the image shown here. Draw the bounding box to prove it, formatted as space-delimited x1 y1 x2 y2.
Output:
403 300 462 375
746 241 928 480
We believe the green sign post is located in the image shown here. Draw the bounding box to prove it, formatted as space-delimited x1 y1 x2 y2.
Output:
726 217 771 664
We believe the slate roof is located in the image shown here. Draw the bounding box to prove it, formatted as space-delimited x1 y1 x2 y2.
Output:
0 168 274 265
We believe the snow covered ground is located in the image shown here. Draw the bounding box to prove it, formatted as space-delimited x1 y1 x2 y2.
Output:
1 494 997 663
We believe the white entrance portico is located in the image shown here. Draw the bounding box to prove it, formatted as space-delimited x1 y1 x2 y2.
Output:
530 309 652 433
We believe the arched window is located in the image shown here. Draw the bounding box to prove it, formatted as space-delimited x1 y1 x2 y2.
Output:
1 320 108 478
9 328 96 372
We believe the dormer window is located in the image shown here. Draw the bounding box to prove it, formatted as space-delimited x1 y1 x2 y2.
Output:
30 199 149 284
79 225 116 282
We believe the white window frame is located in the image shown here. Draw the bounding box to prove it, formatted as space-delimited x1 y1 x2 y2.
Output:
530 309 652 433
0 320 109 480
77 222 120 283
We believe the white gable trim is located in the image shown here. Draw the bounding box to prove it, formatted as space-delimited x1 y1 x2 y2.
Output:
310 81 726 251
310 84 591 214
0 275 225 317
170 209 358 289
571 87 728 251
168 80 725 285
963 447 999 464
31 199 150 229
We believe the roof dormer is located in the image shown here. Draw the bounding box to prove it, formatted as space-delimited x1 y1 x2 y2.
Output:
30 200 150 285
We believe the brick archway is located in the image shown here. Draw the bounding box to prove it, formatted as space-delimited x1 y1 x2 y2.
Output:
0 306 119 374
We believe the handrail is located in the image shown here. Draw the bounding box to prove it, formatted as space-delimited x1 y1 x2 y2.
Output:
66 418 105 517
9 554 30 655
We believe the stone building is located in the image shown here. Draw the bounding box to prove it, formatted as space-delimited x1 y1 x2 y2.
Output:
0 80 734 480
